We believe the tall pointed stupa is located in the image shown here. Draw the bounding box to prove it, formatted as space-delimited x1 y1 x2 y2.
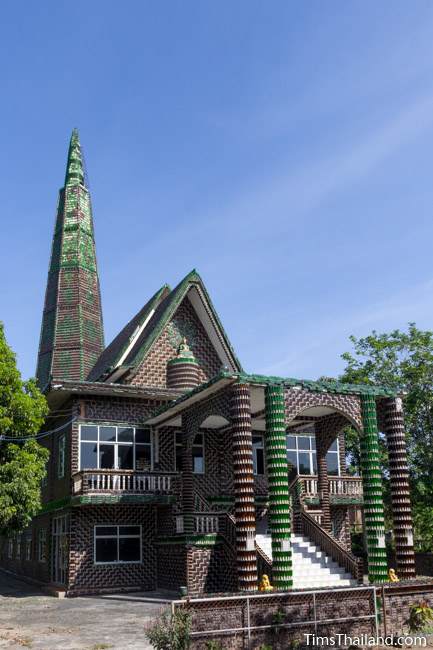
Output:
36 129 105 388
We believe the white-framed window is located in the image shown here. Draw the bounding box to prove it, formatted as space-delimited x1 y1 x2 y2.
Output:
175 431 183 472
192 433 204 474
326 438 340 476
7 538 13 559
15 535 21 559
94 525 142 564
58 434 66 478
286 434 340 476
253 435 265 475
38 529 47 562
79 425 152 471
25 534 32 561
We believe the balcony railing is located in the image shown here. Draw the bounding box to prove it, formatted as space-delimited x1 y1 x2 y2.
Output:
298 475 363 499
194 515 219 534
72 470 177 495
175 514 220 535
300 510 363 582
329 477 363 497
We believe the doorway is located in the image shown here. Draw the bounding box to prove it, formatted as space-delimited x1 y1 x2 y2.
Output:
52 514 69 585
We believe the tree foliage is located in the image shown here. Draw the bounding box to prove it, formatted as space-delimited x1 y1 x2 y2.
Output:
145 609 191 650
0 323 49 536
340 323 433 551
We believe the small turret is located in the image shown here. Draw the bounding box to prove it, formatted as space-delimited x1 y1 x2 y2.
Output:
167 338 199 390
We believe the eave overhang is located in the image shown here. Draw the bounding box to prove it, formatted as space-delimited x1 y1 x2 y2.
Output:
145 370 398 427
46 379 183 410
146 373 238 426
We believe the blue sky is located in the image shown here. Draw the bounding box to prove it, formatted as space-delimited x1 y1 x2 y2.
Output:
2 2 433 381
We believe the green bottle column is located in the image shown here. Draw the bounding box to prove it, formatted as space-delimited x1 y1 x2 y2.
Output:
360 394 388 583
264 384 292 590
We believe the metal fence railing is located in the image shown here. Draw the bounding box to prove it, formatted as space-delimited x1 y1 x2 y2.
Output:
172 585 378 646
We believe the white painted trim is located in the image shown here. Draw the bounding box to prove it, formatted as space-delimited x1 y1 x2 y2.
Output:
116 308 156 367
286 433 341 477
187 286 236 371
192 432 205 474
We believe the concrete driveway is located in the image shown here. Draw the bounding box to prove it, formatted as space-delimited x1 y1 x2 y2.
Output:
0 571 169 649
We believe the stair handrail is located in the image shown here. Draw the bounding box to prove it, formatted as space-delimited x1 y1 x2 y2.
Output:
193 488 237 551
289 474 304 504
255 539 272 566
300 509 363 582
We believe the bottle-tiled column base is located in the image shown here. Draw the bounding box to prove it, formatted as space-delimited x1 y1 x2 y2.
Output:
265 384 292 590
360 394 388 583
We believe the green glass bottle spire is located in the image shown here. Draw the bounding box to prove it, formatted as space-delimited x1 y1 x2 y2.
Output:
36 130 104 388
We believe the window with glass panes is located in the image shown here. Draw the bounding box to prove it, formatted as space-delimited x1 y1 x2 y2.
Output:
253 435 264 475
192 433 204 473
58 434 66 478
38 529 47 562
94 525 141 564
79 425 152 471
25 534 32 561
325 438 340 475
175 431 183 472
286 434 340 476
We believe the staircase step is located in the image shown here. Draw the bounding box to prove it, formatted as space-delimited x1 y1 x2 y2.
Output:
256 533 358 589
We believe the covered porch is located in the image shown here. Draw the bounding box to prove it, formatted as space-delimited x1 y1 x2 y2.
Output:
147 371 416 593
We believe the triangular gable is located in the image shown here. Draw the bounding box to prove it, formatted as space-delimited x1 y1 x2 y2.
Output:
87 284 170 382
122 270 242 384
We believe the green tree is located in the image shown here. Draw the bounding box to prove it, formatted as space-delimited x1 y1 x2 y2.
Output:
340 323 433 552
0 322 49 536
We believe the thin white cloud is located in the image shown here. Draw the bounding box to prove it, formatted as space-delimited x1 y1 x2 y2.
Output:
123 92 433 276
214 93 433 235
262 277 433 377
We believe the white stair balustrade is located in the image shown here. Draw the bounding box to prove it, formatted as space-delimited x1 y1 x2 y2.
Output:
255 533 358 589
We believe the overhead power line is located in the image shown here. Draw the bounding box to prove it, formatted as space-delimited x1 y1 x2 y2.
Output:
0 417 77 442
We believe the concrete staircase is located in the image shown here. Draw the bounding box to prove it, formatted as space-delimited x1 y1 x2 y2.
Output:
256 533 357 589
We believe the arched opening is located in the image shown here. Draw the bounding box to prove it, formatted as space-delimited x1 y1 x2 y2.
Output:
284 404 363 549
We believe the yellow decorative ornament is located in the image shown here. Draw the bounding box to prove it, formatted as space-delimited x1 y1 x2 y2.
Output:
388 568 399 582
258 574 273 592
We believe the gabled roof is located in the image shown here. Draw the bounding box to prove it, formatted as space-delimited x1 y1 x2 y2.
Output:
88 270 242 383
87 284 170 381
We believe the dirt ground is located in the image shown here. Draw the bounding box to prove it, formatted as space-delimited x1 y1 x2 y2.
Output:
0 571 169 649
